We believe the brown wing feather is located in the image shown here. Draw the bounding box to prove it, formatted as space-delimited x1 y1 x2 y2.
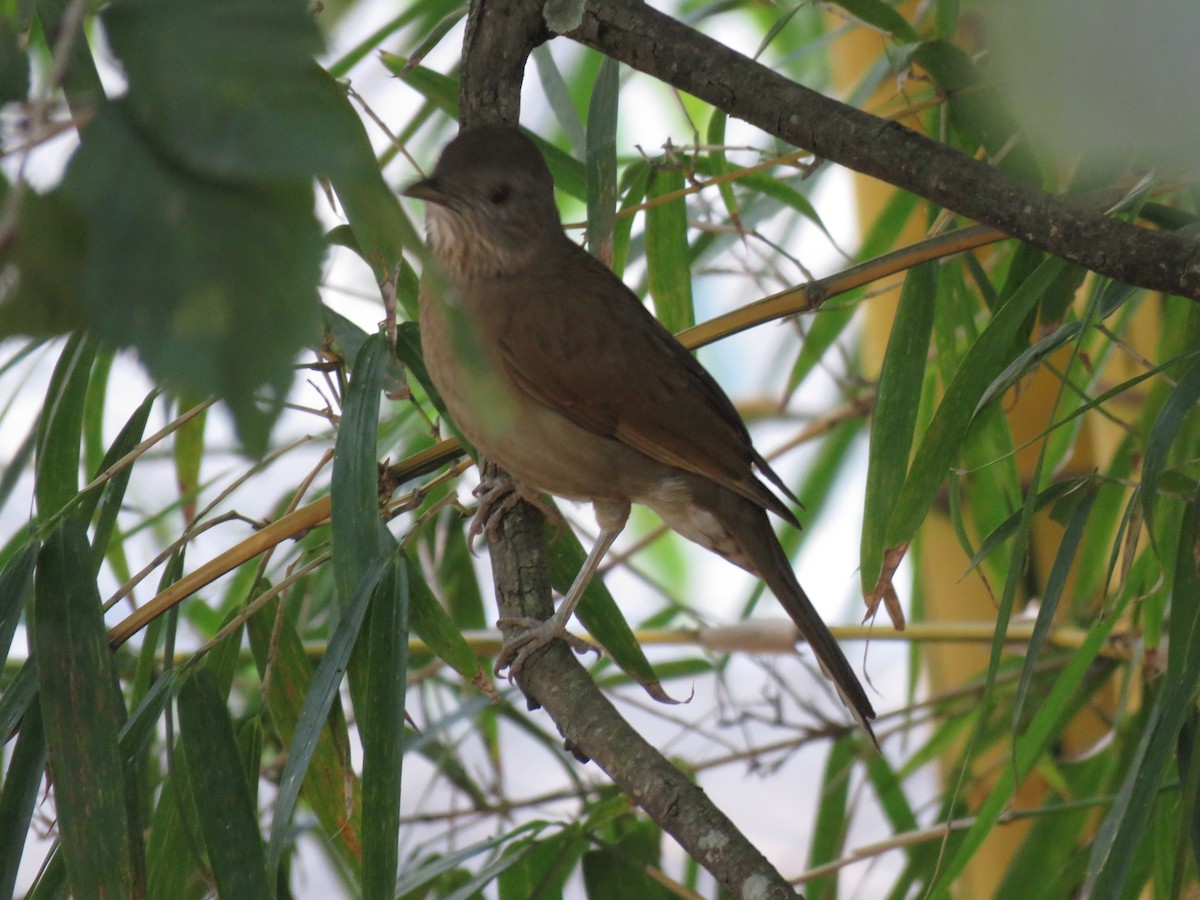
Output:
495 236 799 525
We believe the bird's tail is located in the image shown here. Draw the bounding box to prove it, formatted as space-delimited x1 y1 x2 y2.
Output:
708 488 878 747
756 529 878 748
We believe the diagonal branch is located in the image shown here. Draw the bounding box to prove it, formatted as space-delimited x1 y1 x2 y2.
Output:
454 2 803 896
567 0 1200 301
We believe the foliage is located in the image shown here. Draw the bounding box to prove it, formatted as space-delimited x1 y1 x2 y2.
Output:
1 0 1198 896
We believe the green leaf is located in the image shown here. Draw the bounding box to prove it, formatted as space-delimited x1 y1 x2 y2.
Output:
1142 356 1200 529
645 165 694 333
86 390 157 570
407 561 489 684
586 56 619 261
861 261 936 593
806 736 854 899
266 557 387 886
499 828 583 900
0 699 45 900
361 556 410 900
931 594 1128 894
581 816 672 899
827 0 917 42
34 333 95 522
1012 484 1096 731
0 17 29 104
0 660 37 752
705 110 741 228
975 320 1084 412
963 476 1092 575
32 0 103 114
145 740 206 900
0 542 37 671
908 40 1037 181
532 44 586 155
62 104 323 454
381 56 460 117
0 188 87 339
332 331 392 605
246 597 363 876
179 669 271 899
1085 501 1200 898
886 258 1068 548
33 521 138 899
102 0 359 182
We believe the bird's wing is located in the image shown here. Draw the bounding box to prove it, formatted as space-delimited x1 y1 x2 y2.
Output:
494 240 799 524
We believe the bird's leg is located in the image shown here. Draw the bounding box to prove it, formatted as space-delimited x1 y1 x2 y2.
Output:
494 500 629 676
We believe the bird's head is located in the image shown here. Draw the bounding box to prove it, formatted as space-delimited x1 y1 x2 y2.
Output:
403 124 563 278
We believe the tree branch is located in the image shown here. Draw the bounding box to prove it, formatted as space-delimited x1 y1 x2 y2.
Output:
455 2 802 896
486 502 802 900
567 0 1200 301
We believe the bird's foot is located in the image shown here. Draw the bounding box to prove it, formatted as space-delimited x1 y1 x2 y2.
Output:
469 470 563 548
469 475 524 545
494 616 598 677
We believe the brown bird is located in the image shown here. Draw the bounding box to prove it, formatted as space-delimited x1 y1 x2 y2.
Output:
404 124 876 740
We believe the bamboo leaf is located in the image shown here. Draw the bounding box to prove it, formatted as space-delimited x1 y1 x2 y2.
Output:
0 699 46 900
861 261 936 594
361 555 410 900
806 735 854 899
645 165 694 333
1142 355 1200 529
266 556 386 885
0 542 37 671
886 258 1068 548
178 669 271 900
1085 503 1200 898
1012 484 1097 731
532 44 586 156
931 589 1128 894
246 598 363 877
332 330 391 605
87 389 156 570
35 333 95 521
585 55 619 262
33 521 138 899
828 0 917 41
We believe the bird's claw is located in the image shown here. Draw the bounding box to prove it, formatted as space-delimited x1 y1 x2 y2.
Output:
469 471 563 550
494 616 598 677
469 476 523 547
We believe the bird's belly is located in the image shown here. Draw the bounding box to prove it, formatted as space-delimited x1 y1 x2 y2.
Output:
470 393 654 503
423 330 654 503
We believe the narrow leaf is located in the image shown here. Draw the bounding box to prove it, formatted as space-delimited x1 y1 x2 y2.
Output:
1012 484 1097 729
861 261 936 593
0 542 37 671
246 599 363 875
34 521 137 899
178 669 271 899
266 557 386 883
332 331 390 606
0 699 46 900
585 56 619 262
1085 503 1200 898
1142 355 1200 528
886 258 1068 547
34 333 95 521
361 556 410 900
645 165 694 333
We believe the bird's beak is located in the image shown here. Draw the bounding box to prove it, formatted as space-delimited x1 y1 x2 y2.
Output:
402 176 456 208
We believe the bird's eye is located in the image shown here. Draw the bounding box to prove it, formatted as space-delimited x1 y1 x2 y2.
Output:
487 183 512 205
